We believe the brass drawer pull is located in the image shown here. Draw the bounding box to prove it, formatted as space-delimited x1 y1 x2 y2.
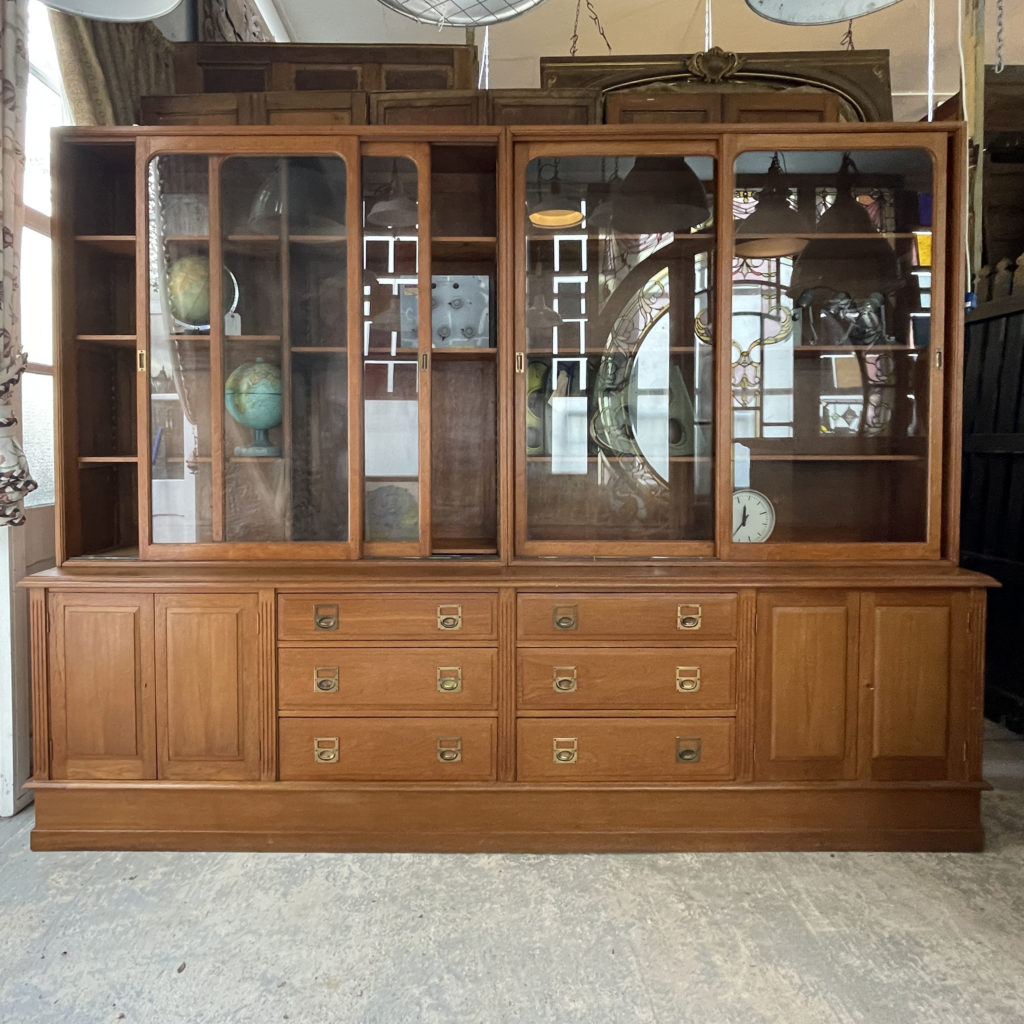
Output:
437 736 462 763
552 666 578 693
313 736 339 763
675 667 701 693
553 737 578 763
437 666 463 693
313 604 339 631
313 666 339 693
677 604 702 631
553 604 578 631
437 604 463 631
676 737 702 763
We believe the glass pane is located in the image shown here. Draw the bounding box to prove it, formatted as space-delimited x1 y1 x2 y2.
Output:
362 155 420 545
21 372 55 508
524 153 715 543
731 148 934 544
149 153 350 546
149 154 213 543
20 227 53 365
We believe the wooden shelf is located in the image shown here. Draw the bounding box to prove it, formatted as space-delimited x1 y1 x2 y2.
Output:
792 344 923 355
431 346 495 359
74 234 135 255
431 538 499 555
526 455 710 464
291 346 347 354
432 236 496 260
289 234 346 246
749 453 924 462
75 334 136 348
78 456 137 466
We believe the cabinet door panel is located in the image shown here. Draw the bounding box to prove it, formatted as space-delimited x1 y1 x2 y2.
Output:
49 593 155 779
155 594 261 780
754 592 858 781
861 591 966 780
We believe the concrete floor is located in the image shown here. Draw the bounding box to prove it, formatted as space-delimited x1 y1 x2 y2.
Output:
1 727 1022 1024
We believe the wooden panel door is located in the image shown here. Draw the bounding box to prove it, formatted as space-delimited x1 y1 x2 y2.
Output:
722 91 839 122
859 591 969 781
154 593 261 780
604 92 720 124
754 591 859 781
48 593 155 779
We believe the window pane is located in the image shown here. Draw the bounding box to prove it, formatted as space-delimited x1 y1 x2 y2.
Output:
24 74 65 215
28 2 62 87
20 227 52 365
21 372 55 508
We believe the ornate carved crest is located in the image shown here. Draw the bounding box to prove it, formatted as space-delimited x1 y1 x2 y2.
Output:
686 47 744 83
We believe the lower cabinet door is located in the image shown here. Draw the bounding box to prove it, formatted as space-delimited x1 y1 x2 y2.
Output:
860 590 969 781
278 717 497 781
48 592 156 779
754 591 859 781
154 593 262 781
516 718 735 782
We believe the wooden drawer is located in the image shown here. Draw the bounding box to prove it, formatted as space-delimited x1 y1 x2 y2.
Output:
518 649 735 710
278 717 496 781
278 592 498 641
279 647 497 712
516 718 735 782
517 592 738 643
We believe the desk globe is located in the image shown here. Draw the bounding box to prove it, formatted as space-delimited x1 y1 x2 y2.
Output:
224 358 282 456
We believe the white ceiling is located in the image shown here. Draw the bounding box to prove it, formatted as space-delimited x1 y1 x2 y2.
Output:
258 0 1021 122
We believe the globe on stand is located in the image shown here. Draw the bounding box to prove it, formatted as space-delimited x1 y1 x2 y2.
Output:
224 358 283 456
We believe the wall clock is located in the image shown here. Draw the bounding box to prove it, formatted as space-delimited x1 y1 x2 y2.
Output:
732 488 776 543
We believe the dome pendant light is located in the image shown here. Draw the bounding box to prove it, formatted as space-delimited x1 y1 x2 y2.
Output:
611 156 710 235
528 160 583 231
734 152 810 259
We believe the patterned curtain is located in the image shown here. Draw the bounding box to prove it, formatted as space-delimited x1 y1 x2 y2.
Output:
0 0 36 527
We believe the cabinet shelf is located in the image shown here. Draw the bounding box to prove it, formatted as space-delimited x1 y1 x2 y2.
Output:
793 344 923 355
526 455 711 464
76 334 136 348
74 234 135 255
78 456 138 466
291 346 346 354
431 347 495 359
432 236 496 261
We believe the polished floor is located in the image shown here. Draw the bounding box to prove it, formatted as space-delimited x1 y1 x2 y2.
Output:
1 725 1022 1024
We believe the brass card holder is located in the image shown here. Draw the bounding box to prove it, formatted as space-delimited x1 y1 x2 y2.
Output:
437 604 463 631
313 603 339 631
552 666 578 692
552 604 578 631
437 666 463 693
676 737 702 763
314 665 339 693
313 736 339 763
553 736 578 763
675 666 701 693
677 604 702 630
437 736 462 762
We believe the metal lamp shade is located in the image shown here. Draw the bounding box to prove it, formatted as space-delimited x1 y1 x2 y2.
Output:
735 156 809 258
787 189 901 299
366 193 419 230
611 157 710 235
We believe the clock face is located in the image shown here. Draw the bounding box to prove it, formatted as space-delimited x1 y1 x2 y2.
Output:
732 489 776 543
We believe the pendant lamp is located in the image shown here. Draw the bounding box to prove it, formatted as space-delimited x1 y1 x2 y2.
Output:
787 153 902 300
528 161 583 231
611 156 710 235
366 161 419 231
734 153 810 259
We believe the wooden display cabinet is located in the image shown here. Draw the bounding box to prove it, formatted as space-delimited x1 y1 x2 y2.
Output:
25 123 990 852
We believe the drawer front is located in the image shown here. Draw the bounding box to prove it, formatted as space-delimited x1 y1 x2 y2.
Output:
279 648 497 712
516 718 735 782
278 717 497 781
517 593 738 642
278 592 498 641
518 649 735 710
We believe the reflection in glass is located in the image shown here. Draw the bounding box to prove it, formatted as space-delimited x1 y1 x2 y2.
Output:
731 148 934 544
362 156 420 546
524 154 715 545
